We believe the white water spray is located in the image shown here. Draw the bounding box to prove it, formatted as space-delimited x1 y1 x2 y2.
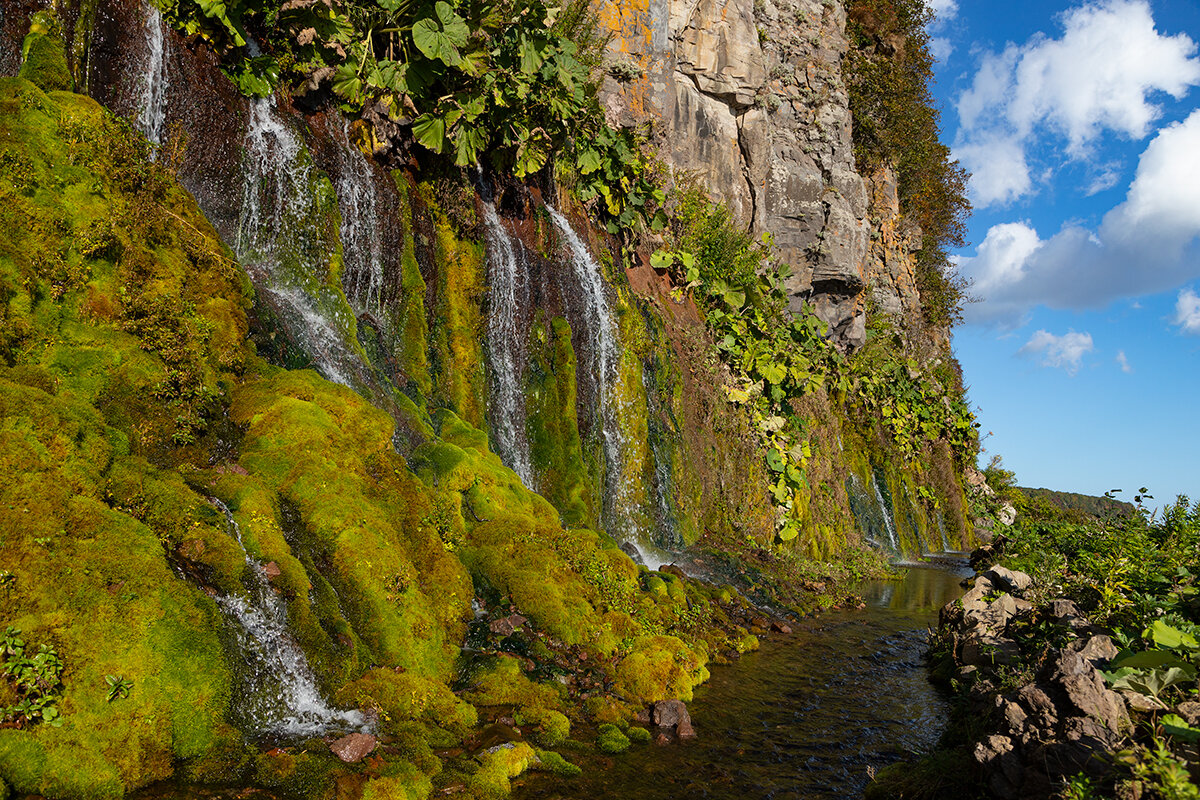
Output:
136 2 169 146
334 120 384 313
874 479 899 550
545 206 674 570
211 500 368 739
479 200 534 486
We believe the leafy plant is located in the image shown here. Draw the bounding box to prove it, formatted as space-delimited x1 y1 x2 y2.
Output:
105 674 133 702
1 627 65 727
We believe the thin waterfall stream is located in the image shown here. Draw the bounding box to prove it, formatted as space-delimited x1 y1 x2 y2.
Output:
135 1 169 147
480 199 535 486
210 500 369 740
546 206 672 569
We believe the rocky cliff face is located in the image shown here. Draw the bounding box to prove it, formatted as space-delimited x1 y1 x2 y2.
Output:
595 0 922 348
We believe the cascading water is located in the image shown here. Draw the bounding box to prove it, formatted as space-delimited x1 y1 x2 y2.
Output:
136 2 169 146
333 119 384 313
479 199 535 486
210 500 368 739
237 96 360 387
546 206 671 569
874 479 900 550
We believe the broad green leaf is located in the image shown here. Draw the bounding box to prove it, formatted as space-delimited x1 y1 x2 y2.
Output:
331 63 363 103
412 2 469 66
1147 619 1199 650
453 124 486 167
1162 713 1200 742
777 524 799 542
576 148 603 175
412 114 446 153
650 250 674 270
766 449 785 473
723 288 746 309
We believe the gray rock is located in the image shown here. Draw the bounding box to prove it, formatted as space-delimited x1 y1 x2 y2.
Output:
983 566 1032 594
652 699 691 729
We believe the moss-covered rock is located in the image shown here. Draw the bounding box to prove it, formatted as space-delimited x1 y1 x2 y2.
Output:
595 724 630 754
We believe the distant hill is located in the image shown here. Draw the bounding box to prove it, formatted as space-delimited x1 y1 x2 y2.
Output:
1016 487 1137 521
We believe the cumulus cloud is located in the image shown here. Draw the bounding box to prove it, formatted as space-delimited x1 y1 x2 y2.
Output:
1174 288 1200 333
927 0 958 22
958 110 1200 324
1116 350 1133 373
1019 330 1094 374
954 0 1200 206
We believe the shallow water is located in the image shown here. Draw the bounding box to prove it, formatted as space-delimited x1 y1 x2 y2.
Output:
516 565 966 800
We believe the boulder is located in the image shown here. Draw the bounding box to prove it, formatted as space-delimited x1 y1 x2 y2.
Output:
1177 700 1200 725
488 614 527 637
330 732 376 763
982 566 1032 594
652 699 690 729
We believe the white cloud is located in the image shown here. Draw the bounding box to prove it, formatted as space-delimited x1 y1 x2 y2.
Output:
1084 163 1122 196
1018 330 1094 374
959 110 1200 324
927 0 958 22
1174 288 1200 333
1116 350 1133 373
930 36 954 63
954 0 1200 206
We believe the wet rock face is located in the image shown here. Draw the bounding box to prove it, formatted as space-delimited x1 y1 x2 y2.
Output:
596 0 921 349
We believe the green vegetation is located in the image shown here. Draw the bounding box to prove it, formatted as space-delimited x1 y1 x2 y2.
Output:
656 188 976 553
158 0 664 231
845 0 971 326
1 629 64 728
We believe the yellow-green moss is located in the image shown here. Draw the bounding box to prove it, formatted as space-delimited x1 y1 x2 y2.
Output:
524 315 594 528
468 742 539 800
595 723 629 754
614 635 709 705
389 173 432 398
18 13 72 93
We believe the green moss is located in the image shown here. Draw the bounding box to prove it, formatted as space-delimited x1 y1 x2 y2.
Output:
389 173 432 398
335 668 477 737
625 726 651 744
363 761 433 800
468 742 539 800
614 635 709 705
595 723 629 754
524 315 594 528
531 749 581 778
420 184 486 426
18 14 72 93
514 706 570 747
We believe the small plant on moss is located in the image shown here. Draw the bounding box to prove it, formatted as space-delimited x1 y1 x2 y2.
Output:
1 627 65 727
105 674 133 702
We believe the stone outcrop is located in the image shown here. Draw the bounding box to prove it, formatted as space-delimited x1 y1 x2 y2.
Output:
937 568 1132 799
596 0 924 348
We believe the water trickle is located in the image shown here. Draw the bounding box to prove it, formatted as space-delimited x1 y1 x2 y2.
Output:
136 2 169 146
479 199 534 486
333 120 384 313
237 97 358 387
210 500 368 739
874 479 899 550
545 207 674 569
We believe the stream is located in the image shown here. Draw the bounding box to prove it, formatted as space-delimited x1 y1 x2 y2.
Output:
515 564 967 800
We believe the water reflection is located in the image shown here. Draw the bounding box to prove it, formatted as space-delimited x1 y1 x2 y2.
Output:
516 566 965 800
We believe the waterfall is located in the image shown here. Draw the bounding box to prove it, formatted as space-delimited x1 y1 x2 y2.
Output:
237 97 358 387
210 500 368 739
546 206 672 570
873 479 899 550
480 201 534 486
333 119 384 313
136 2 169 146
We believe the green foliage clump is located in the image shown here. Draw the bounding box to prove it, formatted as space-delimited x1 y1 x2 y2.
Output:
17 12 72 93
0 629 63 729
995 493 1200 798
614 635 708 705
158 0 663 230
468 742 539 800
844 0 971 327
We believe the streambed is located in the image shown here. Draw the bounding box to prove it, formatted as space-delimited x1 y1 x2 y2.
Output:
516 564 967 800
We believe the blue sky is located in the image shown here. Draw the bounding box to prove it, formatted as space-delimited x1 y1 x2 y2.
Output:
926 0 1200 504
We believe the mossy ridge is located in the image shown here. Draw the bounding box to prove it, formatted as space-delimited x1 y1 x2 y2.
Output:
523 313 594 530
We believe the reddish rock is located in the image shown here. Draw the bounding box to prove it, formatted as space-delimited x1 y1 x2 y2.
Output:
653 731 672 746
330 732 376 763
770 620 792 634
634 706 652 725
262 561 282 580
676 718 696 739
488 614 527 637
652 699 691 729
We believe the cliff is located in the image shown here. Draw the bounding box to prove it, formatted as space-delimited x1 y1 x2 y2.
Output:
0 2 977 797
